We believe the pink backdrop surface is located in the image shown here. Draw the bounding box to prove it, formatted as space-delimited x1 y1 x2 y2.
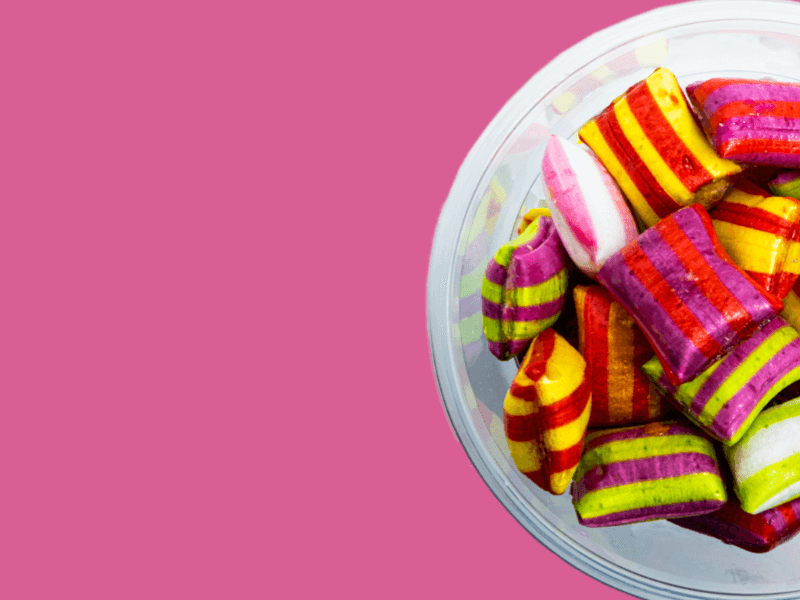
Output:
285 0 714 599
0 0 764 598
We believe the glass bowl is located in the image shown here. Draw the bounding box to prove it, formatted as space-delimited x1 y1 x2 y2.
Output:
427 1 800 598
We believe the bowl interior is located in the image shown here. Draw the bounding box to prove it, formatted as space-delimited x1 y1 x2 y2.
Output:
434 3 800 598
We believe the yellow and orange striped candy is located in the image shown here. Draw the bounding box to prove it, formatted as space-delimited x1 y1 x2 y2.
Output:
579 67 742 227
710 180 800 299
573 285 674 428
503 329 591 495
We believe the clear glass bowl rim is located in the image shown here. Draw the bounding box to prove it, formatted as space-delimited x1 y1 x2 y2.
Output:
427 1 800 598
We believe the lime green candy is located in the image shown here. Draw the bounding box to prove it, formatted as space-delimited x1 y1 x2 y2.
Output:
571 421 726 527
642 318 800 445
769 170 800 200
725 398 800 514
481 213 569 360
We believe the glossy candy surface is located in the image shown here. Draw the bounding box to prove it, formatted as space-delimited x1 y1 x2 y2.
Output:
573 284 673 427
770 170 800 199
571 421 727 527
481 213 570 360
579 67 742 227
542 135 638 277
503 329 591 495
597 204 783 388
671 496 800 553
781 284 800 333
643 317 800 445
725 397 800 514
687 78 800 168
710 180 800 298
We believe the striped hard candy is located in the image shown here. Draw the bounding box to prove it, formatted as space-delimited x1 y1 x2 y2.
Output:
769 170 800 200
517 207 551 235
579 67 742 228
710 180 800 299
573 284 674 428
725 397 800 514
571 421 727 527
781 284 800 333
687 78 800 168
597 204 784 388
503 329 591 495
481 212 570 361
642 316 800 445
541 135 638 278
671 496 800 553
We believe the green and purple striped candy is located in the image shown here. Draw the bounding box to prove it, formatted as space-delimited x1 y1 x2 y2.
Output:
481 213 569 360
769 170 800 200
571 421 727 527
643 317 800 445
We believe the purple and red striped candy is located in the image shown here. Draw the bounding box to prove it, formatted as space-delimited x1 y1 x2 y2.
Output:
687 78 800 168
671 496 800 553
597 204 784 387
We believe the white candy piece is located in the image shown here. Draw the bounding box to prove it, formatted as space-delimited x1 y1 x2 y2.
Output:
725 397 800 514
541 135 638 277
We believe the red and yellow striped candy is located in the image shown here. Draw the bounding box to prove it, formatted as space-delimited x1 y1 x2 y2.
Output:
710 180 800 298
574 285 674 428
503 329 591 495
782 283 800 333
579 67 742 227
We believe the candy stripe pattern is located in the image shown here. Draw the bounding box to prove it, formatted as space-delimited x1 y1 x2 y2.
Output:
671 496 800 553
542 135 638 277
481 213 569 360
781 286 800 333
725 397 800 514
642 317 800 445
770 170 800 200
574 285 673 427
503 329 591 495
687 78 800 168
517 207 552 235
597 204 783 388
579 68 742 227
710 180 800 298
571 421 726 526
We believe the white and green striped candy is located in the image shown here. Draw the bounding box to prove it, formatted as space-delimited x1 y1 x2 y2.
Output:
725 397 800 514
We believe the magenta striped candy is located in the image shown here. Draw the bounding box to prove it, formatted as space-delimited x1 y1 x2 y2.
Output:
687 78 800 167
643 317 800 445
481 213 569 360
671 496 800 553
597 205 783 387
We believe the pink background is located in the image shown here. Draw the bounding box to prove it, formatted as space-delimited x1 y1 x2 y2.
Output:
0 0 762 598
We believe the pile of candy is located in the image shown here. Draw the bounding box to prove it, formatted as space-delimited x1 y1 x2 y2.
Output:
481 67 800 553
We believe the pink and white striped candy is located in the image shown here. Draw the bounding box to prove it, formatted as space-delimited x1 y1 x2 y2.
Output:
542 135 638 278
